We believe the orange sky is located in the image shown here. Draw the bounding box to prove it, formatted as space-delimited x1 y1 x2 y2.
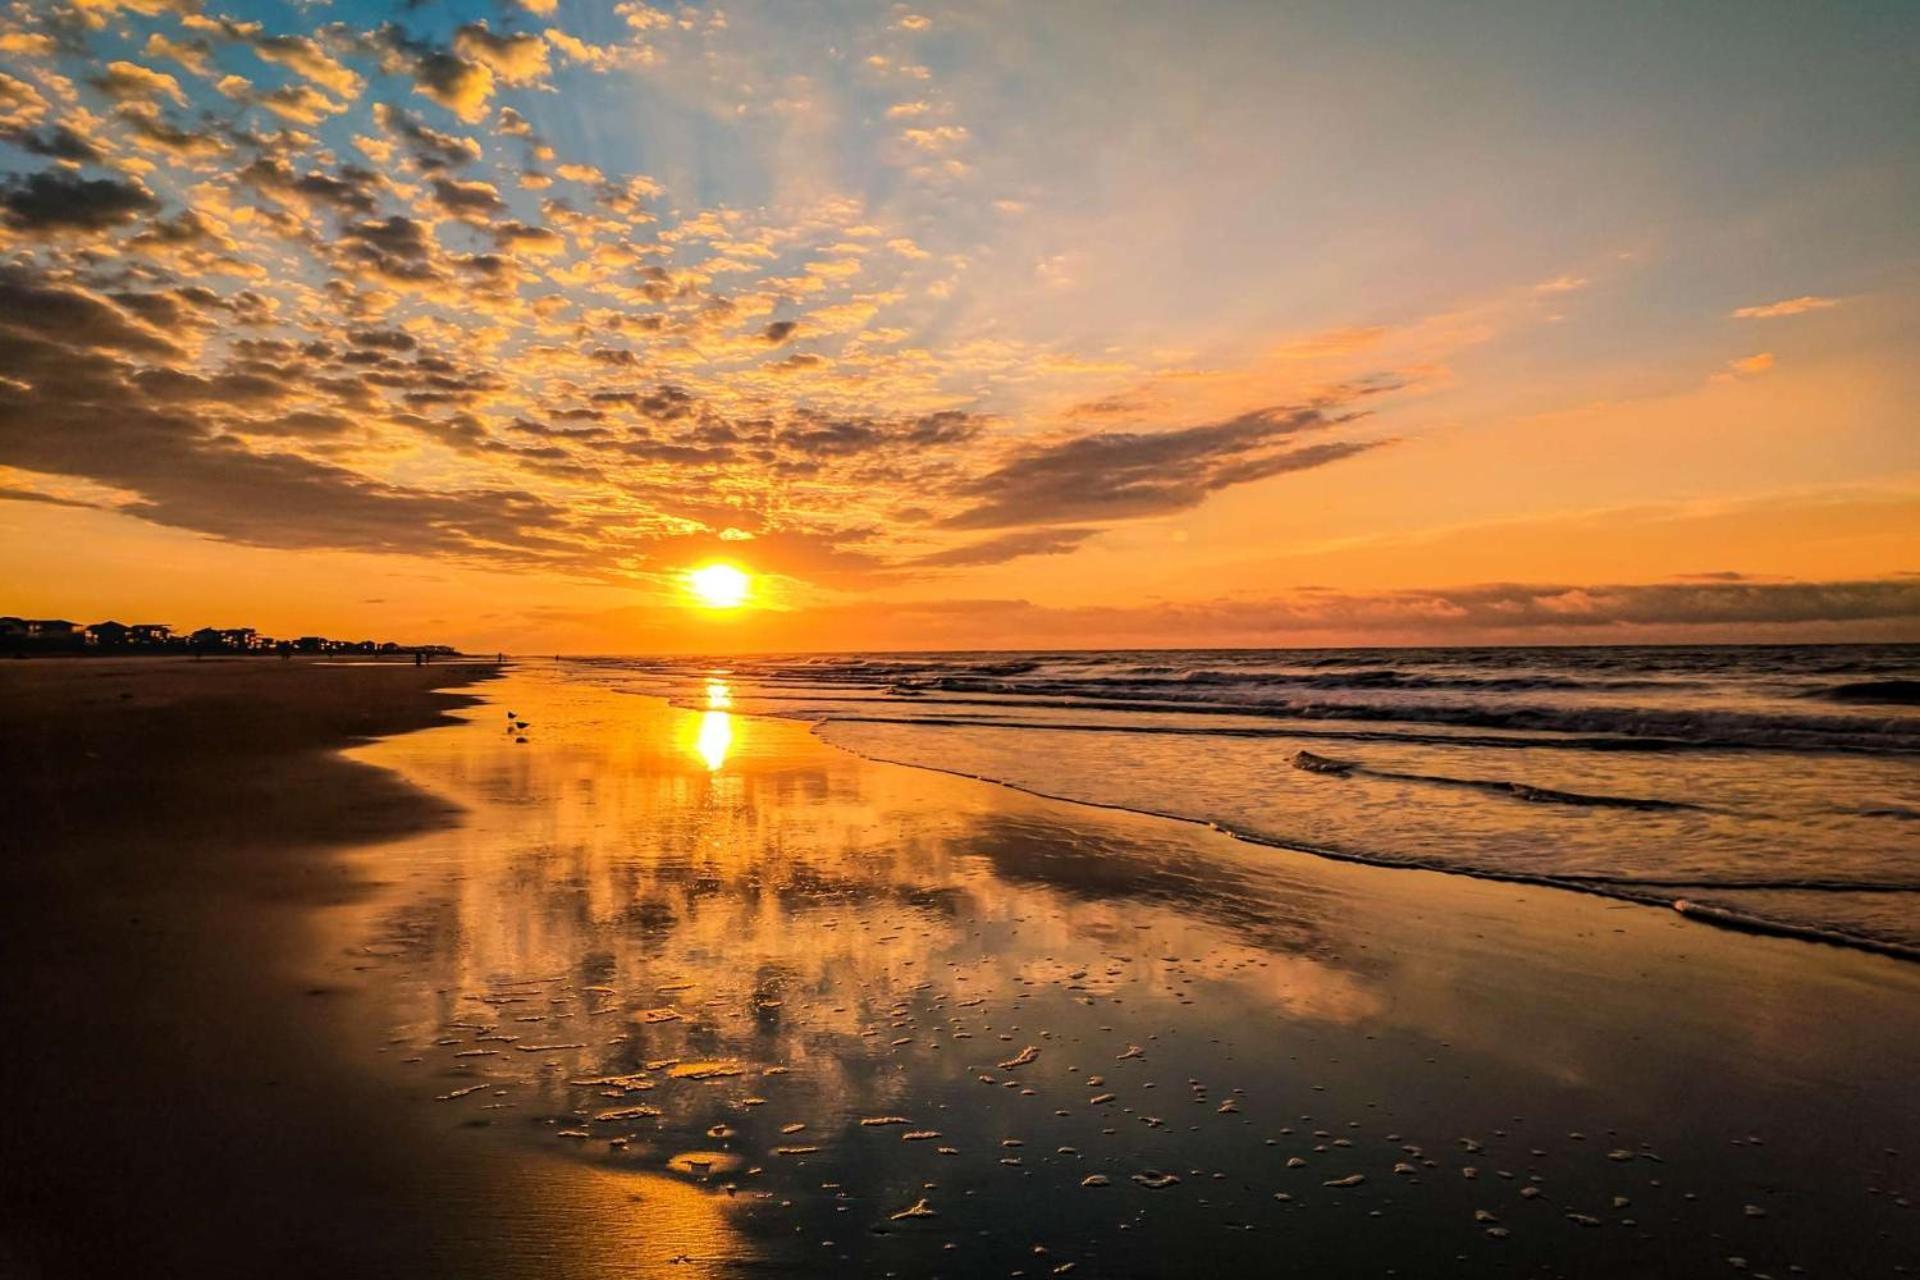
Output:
0 0 1914 651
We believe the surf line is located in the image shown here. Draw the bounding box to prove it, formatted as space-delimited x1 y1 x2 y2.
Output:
800 722 1920 966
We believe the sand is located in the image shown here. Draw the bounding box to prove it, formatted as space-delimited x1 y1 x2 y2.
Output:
3 659 1917 1278
0 658 531 1278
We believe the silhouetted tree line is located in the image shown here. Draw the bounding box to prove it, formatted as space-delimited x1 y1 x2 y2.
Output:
0 616 457 658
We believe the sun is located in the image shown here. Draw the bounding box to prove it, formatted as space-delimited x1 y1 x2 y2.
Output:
686 562 751 609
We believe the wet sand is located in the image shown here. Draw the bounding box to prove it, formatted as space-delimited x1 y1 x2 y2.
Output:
4 660 1917 1277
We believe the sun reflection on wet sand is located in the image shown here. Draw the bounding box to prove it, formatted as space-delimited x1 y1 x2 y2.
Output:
331 668 1920 1278
694 710 732 771
687 678 734 770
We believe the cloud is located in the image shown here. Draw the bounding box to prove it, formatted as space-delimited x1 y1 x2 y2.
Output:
3 124 106 164
1732 295 1839 320
92 61 188 107
452 23 551 86
249 34 363 98
379 27 497 123
256 84 347 125
112 102 226 158
0 287 578 563
0 72 49 131
143 31 215 77
544 28 639 72
914 526 1100 568
492 220 564 255
240 154 382 214
341 212 428 255
0 270 181 356
944 404 1385 529
1221 579 1920 631
348 327 416 352
780 409 985 460
429 176 505 219
1721 352 1775 378
901 124 968 151
180 18 365 98
0 485 99 510
0 169 159 233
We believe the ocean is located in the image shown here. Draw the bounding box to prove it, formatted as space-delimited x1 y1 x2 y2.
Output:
565 645 1920 958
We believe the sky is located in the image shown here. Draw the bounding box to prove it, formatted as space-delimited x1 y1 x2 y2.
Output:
0 0 1914 652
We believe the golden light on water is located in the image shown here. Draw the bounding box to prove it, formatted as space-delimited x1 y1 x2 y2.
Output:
686 563 751 609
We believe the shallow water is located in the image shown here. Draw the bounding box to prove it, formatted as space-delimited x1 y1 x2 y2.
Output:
564 646 1920 955
335 667 1920 1278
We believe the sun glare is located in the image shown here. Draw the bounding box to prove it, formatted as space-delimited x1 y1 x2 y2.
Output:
687 563 750 609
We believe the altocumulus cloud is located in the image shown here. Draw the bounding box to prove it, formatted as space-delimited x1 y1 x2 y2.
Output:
4 0 1823 610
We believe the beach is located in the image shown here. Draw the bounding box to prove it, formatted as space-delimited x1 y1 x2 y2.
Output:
4 658 1916 1277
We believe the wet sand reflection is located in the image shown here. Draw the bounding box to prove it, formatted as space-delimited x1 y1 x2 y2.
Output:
340 670 1920 1278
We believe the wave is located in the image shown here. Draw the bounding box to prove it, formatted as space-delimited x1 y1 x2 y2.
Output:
667 707 1730 753
570 645 1920 757
753 696 1919 755
1668 899 1920 962
1286 750 1702 810
1810 679 1920 706
812 727 1920 963
899 668 1693 694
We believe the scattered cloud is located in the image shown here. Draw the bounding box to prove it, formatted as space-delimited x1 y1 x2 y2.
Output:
1 170 159 233
452 23 551 87
92 61 188 107
1718 352 1776 379
1732 295 1839 320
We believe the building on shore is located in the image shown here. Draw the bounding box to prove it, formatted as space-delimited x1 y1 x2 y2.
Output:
5 614 455 656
